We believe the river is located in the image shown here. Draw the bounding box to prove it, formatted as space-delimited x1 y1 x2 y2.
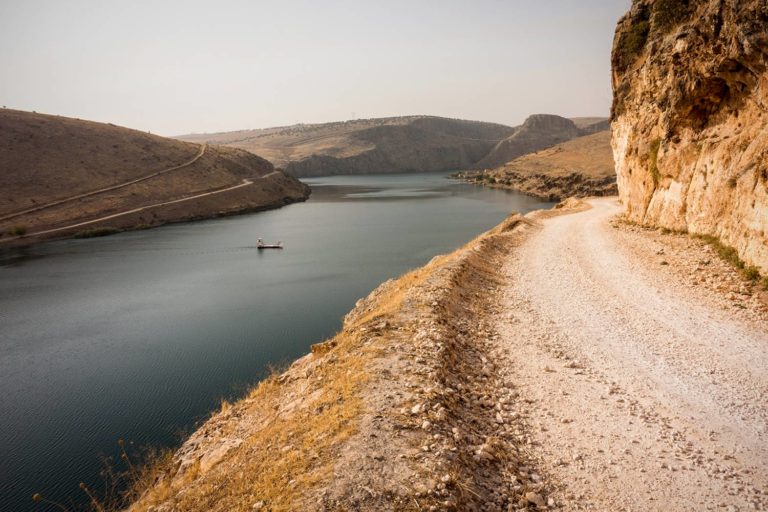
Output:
0 172 551 510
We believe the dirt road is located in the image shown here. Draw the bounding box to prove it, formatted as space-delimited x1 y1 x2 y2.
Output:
496 198 768 511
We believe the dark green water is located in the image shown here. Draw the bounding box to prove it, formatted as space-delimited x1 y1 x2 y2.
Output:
0 173 551 511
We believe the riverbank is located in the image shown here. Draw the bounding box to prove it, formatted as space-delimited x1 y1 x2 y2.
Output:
129 196 768 511
129 201 584 512
453 131 617 202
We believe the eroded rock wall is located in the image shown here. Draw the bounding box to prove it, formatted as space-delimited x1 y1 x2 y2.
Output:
611 0 768 270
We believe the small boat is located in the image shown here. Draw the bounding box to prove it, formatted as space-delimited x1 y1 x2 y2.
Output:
257 238 283 249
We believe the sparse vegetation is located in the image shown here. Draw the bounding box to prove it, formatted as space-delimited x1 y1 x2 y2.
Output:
616 17 650 69
694 233 765 284
33 441 175 512
649 138 661 187
74 227 122 238
653 0 692 33
10 225 27 236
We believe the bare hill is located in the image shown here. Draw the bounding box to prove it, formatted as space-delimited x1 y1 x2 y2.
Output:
471 114 609 170
179 115 610 178
0 109 309 243
457 130 617 200
178 116 516 177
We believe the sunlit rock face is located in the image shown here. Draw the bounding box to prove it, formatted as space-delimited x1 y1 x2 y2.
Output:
611 0 768 270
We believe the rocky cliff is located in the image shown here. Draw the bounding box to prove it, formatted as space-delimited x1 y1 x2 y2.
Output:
611 0 768 270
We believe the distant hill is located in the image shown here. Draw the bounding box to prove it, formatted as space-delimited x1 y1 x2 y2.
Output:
471 114 609 170
178 116 516 178
456 130 616 201
0 109 309 243
179 115 608 178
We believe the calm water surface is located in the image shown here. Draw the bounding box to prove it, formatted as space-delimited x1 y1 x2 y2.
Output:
0 173 551 510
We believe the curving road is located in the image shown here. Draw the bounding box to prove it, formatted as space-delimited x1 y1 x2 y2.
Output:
19 170 282 238
497 198 768 511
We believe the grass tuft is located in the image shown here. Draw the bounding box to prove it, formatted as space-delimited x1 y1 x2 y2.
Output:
10 225 27 236
694 233 765 283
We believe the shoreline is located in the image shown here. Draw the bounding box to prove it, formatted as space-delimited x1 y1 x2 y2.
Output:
128 199 585 511
0 188 311 250
451 170 617 202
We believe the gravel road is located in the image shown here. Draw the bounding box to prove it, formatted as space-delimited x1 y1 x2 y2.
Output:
497 198 768 511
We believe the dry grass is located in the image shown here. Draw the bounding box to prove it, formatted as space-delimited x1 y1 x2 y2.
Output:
128 262 436 511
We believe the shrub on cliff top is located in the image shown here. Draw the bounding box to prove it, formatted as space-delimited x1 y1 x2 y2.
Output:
617 19 651 69
653 0 692 33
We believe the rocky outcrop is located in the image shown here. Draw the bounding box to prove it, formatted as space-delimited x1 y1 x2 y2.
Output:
472 115 585 170
457 131 617 201
611 0 768 270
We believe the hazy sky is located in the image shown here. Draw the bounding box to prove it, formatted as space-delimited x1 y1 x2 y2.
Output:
0 0 631 136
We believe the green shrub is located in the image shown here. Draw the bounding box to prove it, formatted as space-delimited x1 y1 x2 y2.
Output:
653 0 691 33
617 19 651 67
74 227 122 238
10 225 27 236
744 266 761 282
694 233 766 283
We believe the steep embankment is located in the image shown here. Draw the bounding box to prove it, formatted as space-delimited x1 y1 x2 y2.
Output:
456 130 617 201
179 116 515 178
0 109 309 243
128 206 586 512
611 0 768 271
130 196 768 511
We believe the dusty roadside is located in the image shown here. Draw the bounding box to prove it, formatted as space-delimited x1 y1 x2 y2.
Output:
494 198 768 511
129 198 767 512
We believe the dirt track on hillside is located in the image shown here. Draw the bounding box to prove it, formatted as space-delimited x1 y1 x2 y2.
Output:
493 199 768 511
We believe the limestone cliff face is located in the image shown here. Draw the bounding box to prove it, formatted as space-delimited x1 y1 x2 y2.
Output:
611 0 768 270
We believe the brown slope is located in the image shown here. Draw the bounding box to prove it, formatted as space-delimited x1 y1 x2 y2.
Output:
178 116 516 177
0 109 309 243
457 130 617 201
471 114 586 170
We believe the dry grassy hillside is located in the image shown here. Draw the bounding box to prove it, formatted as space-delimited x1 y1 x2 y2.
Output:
457 130 617 201
178 116 516 177
0 109 309 243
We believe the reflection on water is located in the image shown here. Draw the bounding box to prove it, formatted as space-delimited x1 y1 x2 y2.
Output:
0 172 551 509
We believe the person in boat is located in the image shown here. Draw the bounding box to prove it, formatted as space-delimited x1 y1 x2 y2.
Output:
257 238 264 247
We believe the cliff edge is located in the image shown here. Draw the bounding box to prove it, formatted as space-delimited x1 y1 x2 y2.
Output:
611 0 768 270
